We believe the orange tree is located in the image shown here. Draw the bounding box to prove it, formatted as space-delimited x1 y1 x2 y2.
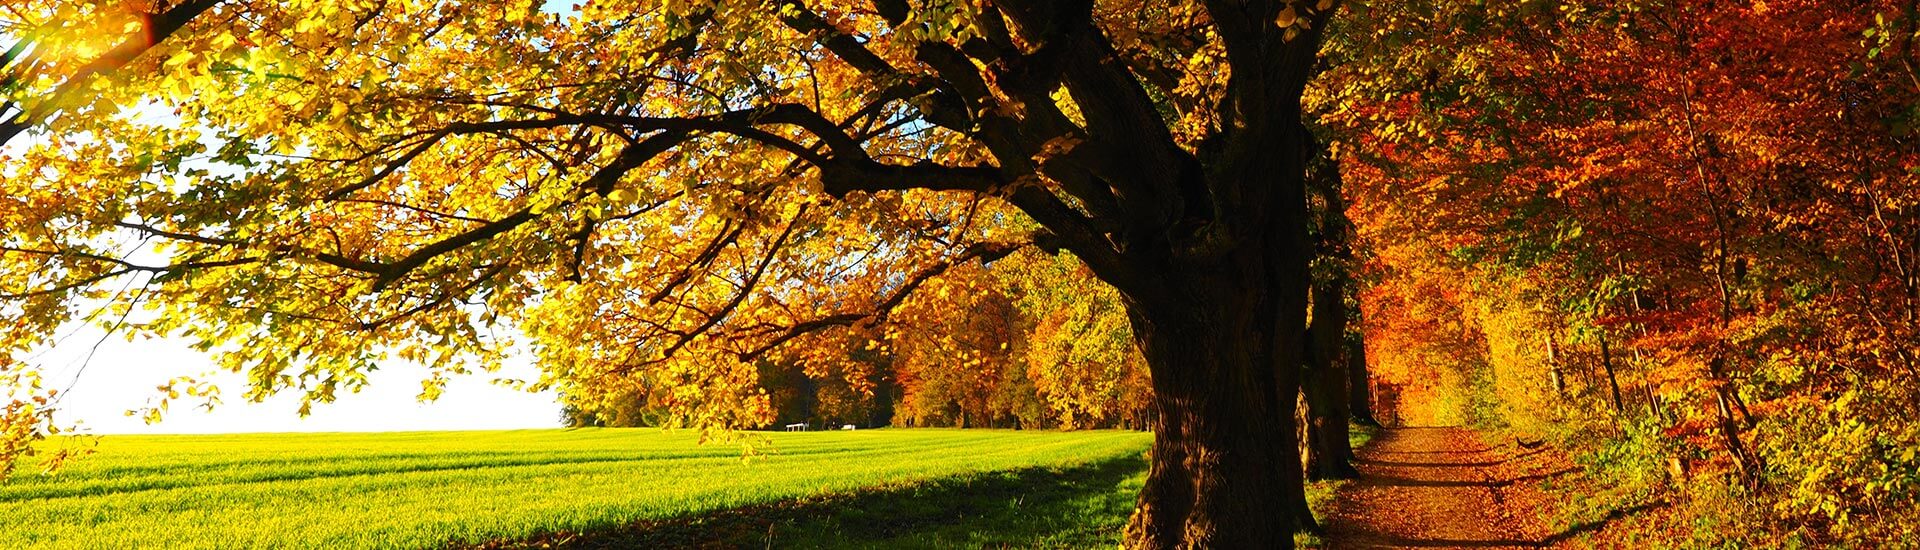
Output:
882 249 1153 430
1 0 1348 546
1320 0 1920 542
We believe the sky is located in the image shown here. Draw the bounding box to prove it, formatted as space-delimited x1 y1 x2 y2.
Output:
9 144 566 434
9 117 564 436
35 322 565 435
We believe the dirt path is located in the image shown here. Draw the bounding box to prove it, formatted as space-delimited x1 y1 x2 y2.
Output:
1325 426 1566 549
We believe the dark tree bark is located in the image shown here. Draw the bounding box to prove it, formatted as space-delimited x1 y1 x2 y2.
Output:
1104 2 1334 547
1708 355 1763 483
1347 329 1380 426
1122 242 1314 548
1292 390 1320 533
1304 304 1358 479
1301 141 1358 480
1600 330 1624 413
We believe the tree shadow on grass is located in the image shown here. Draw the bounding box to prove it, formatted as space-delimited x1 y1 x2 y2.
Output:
470 454 1148 549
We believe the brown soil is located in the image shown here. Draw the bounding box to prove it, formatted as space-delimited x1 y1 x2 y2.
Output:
1324 426 1578 549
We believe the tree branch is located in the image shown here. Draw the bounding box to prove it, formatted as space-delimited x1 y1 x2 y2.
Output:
737 240 1027 361
818 159 1006 196
0 0 223 144
652 204 812 363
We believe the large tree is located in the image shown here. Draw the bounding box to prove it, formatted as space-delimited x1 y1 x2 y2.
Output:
2 0 1341 546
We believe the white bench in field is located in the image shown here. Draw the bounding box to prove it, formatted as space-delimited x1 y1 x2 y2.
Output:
840 424 857 430
784 423 807 432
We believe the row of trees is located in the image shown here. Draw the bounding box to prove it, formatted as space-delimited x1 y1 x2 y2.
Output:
1322 0 1919 544
560 249 1155 431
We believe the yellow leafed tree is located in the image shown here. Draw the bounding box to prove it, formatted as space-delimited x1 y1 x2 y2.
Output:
2 1 1345 546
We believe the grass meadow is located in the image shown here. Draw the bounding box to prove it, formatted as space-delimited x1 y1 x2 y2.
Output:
2 428 1151 549
2 426 1374 548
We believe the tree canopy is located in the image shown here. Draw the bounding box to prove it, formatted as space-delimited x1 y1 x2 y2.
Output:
8 0 1916 546
0 0 1219 428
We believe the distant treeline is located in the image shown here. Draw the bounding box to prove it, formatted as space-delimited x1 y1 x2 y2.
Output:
562 250 1152 431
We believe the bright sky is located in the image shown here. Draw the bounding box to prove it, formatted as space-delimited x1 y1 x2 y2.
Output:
11 118 564 436
36 324 563 435
6 0 609 435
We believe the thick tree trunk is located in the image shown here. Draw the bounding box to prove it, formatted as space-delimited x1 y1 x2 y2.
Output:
1303 274 1357 479
1302 144 1357 480
1291 391 1320 533
1101 4 1329 546
1122 281 1311 549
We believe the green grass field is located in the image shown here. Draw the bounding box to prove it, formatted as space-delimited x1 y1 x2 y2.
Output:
1 428 1152 549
